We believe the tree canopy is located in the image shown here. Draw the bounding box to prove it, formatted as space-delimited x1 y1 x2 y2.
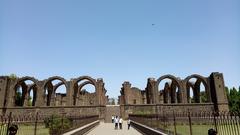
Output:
225 86 240 112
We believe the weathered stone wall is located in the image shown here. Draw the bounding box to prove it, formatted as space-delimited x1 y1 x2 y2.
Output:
0 106 106 119
119 82 146 105
120 72 229 119
120 104 215 119
0 76 107 116
105 105 120 122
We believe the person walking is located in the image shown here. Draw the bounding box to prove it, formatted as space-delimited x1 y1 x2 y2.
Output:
114 116 118 130
111 115 114 123
127 119 131 130
117 116 120 129
119 117 123 129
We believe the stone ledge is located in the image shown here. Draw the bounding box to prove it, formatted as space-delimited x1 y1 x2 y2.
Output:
131 120 167 135
63 120 100 135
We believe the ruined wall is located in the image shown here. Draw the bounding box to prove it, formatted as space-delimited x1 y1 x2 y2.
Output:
120 72 229 118
0 76 107 115
119 82 146 105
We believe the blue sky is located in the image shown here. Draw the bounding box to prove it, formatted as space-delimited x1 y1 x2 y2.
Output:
0 0 239 98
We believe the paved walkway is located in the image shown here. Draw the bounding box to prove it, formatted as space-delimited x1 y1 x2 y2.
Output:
87 121 142 135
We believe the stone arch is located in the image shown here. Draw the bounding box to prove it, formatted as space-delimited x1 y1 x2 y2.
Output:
74 76 96 86
16 76 38 85
184 74 208 86
43 76 68 88
157 75 182 103
184 74 210 103
54 82 64 91
14 77 38 107
73 76 97 106
43 76 68 106
78 81 95 92
157 75 181 86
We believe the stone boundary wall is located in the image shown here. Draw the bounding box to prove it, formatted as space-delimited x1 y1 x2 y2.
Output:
120 104 215 119
0 105 106 119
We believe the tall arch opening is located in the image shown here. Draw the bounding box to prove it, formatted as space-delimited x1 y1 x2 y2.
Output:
185 75 209 103
28 84 37 106
157 75 181 104
44 77 67 106
14 77 37 107
73 76 96 106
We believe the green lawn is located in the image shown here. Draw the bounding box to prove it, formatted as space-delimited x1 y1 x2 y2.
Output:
0 124 49 135
168 125 214 135
141 121 240 135
166 124 239 135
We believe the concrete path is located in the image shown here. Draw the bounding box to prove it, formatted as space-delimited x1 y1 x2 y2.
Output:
86 121 142 135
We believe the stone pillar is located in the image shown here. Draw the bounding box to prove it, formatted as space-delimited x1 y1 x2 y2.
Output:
163 83 170 103
22 83 28 107
23 86 30 107
67 80 75 106
209 72 229 112
194 80 201 103
146 78 158 104
122 81 131 105
96 78 104 106
7 79 18 107
170 82 177 103
0 77 9 110
179 80 187 103
35 81 45 106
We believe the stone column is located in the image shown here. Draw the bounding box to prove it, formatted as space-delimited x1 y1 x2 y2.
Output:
163 83 170 103
96 78 104 106
7 79 18 107
0 77 9 109
170 82 177 103
209 72 229 112
23 85 31 107
122 81 131 105
146 78 158 104
179 80 187 103
35 81 45 106
67 80 75 106
194 80 201 103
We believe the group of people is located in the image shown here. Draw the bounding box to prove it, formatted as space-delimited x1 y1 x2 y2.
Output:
111 115 131 130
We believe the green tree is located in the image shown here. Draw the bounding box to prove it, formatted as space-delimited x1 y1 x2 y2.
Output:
228 87 240 112
200 91 208 103
45 115 71 135
9 73 17 80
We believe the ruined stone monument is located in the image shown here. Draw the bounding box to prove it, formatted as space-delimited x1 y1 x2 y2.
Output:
119 72 229 118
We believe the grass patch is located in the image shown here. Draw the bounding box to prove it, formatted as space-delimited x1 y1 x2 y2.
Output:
0 124 49 135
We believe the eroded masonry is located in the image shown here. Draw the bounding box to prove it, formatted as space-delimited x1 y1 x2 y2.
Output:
119 72 228 118
0 72 228 120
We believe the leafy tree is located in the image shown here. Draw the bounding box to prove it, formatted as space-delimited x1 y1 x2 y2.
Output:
9 74 17 80
200 91 207 103
44 115 71 135
111 99 115 105
28 96 32 106
226 86 240 112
